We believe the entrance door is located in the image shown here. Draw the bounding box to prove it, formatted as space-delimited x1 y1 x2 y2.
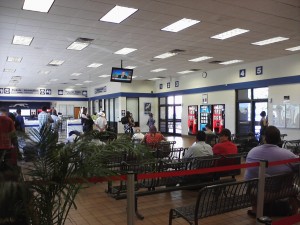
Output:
74 107 81 119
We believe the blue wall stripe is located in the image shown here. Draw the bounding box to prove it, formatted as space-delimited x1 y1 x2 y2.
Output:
89 75 300 99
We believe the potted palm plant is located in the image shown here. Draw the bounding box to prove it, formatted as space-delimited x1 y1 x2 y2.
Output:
0 125 152 225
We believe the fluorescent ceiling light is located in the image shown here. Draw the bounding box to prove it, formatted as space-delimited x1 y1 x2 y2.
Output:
114 48 137 55
7 56 22 62
71 73 82 76
100 5 138 24
39 70 51 75
189 56 213 62
11 76 22 80
87 63 102 68
23 0 54 13
151 68 167 72
3 68 16 73
177 70 193 74
219 59 243 65
49 78 58 81
84 80 93 83
124 66 136 69
48 60 64 66
148 78 162 80
98 75 110 78
252 37 289 46
132 76 137 78
75 83 83 86
154 52 177 59
211 28 249 40
67 42 89 50
161 18 200 32
285 46 300 51
12 35 33 46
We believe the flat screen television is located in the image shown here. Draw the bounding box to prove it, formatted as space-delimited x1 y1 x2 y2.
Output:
110 67 133 83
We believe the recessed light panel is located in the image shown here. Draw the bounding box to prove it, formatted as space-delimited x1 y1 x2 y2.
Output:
71 73 82 76
285 46 300 51
151 68 167 72
99 5 138 24
67 42 89 50
154 52 177 59
177 70 193 74
84 80 93 83
3 68 16 73
219 60 243 65
75 83 83 86
7 56 22 62
39 70 51 75
49 79 58 81
23 0 54 12
124 66 136 69
251 37 289 46
211 28 249 40
148 78 162 80
12 35 33 46
189 56 213 62
114 48 137 55
87 63 102 68
161 18 200 32
48 60 64 66
98 75 110 78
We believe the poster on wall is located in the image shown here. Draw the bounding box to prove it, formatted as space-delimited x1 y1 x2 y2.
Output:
285 104 300 128
202 93 208 104
144 103 151 114
272 104 286 128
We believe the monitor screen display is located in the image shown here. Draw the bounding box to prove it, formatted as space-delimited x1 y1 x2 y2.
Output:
110 67 133 83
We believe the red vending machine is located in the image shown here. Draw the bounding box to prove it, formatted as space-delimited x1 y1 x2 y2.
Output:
188 105 198 135
212 104 225 134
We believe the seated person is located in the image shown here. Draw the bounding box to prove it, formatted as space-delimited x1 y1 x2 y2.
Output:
184 131 213 159
132 128 144 144
141 125 166 145
245 125 299 217
212 128 238 155
204 124 214 134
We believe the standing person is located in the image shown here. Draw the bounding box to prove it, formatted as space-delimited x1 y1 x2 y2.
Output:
81 107 88 132
38 106 53 129
146 113 155 130
0 108 17 166
51 109 59 131
83 114 94 133
15 108 25 132
183 131 213 159
259 111 268 144
245 125 298 217
212 128 237 155
95 112 107 132
124 111 134 135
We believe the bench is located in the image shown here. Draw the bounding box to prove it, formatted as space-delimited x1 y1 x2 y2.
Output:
169 173 300 225
282 139 300 155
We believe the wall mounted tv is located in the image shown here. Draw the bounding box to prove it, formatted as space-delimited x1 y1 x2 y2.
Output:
110 67 133 83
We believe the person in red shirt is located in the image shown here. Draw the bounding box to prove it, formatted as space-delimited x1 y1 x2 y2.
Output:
0 108 16 165
212 128 237 155
141 125 166 145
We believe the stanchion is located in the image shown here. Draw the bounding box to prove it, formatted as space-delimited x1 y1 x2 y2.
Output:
256 160 267 224
127 172 135 225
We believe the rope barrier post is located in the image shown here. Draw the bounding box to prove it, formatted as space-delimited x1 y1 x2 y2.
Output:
256 160 268 224
127 172 135 225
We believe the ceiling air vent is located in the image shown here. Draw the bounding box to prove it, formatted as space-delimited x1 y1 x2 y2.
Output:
76 37 94 43
190 69 201 71
209 60 223 64
70 79 78 80
170 49 185 53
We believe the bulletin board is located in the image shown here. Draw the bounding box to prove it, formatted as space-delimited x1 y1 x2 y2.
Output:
272 104 300 129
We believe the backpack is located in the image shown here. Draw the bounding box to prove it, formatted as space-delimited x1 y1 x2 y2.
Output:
121 116 129 124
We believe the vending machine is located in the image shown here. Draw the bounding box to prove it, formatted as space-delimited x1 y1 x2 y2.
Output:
188 105 198 135
212 104 225 134
200 104 225 134
199 105 212 131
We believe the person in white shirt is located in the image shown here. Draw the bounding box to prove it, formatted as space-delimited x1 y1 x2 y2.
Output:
95 111 107 132
183 131 213 159
132 128 144 144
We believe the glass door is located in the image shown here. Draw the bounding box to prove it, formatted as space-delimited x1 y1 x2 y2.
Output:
237 102 251 134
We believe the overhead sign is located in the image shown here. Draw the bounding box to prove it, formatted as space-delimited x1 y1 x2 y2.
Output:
95 86 107 94
58 90 87 97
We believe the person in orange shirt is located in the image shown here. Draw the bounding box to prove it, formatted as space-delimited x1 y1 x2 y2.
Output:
212 128 237 155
